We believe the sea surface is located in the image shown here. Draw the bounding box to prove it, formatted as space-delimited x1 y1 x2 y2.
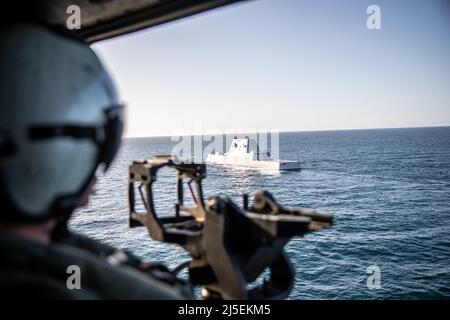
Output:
71 127 450 299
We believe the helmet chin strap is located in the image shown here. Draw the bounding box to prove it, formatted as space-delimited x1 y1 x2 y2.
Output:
50 193 80 241
51 173 99 241
51 214 70 241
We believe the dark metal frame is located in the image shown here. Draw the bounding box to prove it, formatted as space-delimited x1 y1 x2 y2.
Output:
129 155 333 299
81 0 247 43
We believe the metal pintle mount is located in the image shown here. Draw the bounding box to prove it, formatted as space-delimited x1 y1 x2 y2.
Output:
128 155 332 300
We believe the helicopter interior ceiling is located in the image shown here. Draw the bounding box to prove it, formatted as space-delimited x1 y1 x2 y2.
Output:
11 0 244 43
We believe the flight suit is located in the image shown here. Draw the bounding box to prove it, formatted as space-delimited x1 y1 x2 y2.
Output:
0 232 191 299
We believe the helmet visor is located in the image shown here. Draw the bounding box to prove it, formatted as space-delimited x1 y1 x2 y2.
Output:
28 104 124 171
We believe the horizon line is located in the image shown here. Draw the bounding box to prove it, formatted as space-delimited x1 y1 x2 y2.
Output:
123 124 450 139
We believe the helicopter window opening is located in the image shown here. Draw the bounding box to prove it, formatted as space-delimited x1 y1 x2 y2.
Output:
66 0 450 300
91 0 449 138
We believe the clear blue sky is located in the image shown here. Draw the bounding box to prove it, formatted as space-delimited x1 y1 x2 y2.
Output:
93 0 450 137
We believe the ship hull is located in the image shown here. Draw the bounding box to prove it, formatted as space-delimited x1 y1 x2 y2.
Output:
206 154 301 171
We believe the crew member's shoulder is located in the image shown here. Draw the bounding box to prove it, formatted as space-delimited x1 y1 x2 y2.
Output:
0 234 188 300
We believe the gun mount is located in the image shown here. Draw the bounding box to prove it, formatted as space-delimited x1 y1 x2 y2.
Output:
128 155 332 300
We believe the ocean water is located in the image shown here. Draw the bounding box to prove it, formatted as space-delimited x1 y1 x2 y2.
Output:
70 127 450 299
